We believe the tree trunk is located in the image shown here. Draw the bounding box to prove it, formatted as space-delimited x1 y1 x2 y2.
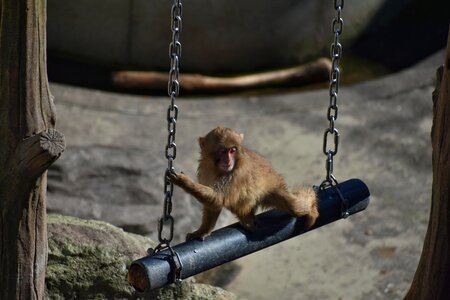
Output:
405 26 450 299
0 0 65 299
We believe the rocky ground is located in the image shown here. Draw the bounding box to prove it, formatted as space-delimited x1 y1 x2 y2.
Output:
47 49 444 299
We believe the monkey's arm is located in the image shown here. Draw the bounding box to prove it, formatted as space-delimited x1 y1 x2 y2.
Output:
167 171 222 209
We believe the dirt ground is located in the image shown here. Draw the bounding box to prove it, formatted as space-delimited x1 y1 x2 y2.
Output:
48 50 444 299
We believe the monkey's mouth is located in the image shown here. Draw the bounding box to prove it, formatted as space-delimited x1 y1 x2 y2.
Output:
220 163 233 172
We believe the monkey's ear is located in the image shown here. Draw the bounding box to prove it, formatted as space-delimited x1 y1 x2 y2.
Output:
239 133 244 141
198 137 206 149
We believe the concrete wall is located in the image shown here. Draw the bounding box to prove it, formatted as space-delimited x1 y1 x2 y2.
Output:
47 0 393 73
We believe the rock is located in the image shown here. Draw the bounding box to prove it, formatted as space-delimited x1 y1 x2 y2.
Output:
47 0 403 73
46 214 154 299
151 283 238 300
46 145 172 236
45 214 238 299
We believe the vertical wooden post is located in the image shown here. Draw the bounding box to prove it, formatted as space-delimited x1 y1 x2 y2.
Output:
0 0 65 299
405 27 450 299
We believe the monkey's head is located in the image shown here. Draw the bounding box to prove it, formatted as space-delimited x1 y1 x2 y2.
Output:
199 127 244 174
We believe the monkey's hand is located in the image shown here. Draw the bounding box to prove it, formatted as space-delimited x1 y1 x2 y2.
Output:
166 170 193 189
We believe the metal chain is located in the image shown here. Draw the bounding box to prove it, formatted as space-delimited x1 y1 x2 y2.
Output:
153 0 184 285
321 0 344 190
320 0 349 218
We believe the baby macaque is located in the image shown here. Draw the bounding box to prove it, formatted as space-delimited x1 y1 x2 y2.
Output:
168 126 319 240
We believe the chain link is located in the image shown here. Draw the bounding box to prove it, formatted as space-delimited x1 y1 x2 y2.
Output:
153 0 184 285
321 0 344 190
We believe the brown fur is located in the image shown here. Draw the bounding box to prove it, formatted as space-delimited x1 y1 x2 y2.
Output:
168 126 319 240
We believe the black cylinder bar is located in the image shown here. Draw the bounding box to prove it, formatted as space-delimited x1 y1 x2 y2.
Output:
129 178 370 292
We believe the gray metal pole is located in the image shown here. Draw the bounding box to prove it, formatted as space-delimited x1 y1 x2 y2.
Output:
129 178 370 292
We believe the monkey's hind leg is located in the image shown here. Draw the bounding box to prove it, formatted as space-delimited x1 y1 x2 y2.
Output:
291 186 319 228
266 187 319 228
186 207 222 241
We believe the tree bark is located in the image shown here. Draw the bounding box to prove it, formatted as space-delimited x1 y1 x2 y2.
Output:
0 0 65 299
405 27 450 299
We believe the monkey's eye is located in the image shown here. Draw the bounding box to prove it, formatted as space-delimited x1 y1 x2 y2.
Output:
218 148 227 154
218 147 237 155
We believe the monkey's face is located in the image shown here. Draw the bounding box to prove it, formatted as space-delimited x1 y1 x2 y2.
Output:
217 146 238 173
199 127 244 174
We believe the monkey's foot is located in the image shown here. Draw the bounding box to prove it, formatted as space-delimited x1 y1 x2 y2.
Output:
186 231 208 241
239 217 259 232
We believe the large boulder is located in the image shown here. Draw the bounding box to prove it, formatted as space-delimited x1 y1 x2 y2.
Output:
46 214 152 298
45 214 238 299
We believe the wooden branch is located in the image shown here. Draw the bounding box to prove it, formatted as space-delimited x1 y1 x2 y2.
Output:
112 58 331 92
15 129 66 180
405 26 450 299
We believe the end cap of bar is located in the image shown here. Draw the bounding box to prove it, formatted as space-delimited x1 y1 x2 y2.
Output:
128 263 149 293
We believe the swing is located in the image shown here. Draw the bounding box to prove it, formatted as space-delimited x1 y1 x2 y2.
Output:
128 0 370 293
